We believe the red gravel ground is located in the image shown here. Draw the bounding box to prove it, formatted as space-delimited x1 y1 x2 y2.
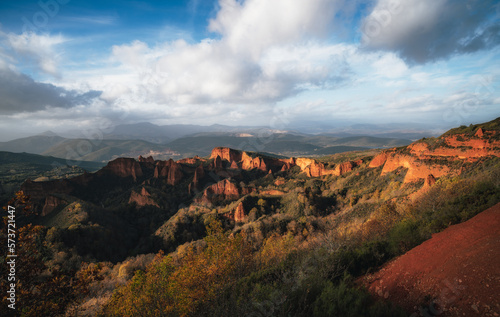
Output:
362 203 500 316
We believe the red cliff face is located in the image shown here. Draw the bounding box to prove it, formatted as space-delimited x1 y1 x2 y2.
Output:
380 153 451 183
105 158 144 181
189 164 205 194
234 202 246 222
369 152 389 168
241 152 268 172
209 148 295 174
295 157 357 177
198 179 251 204
334 161 361 176
129 187 159 207
370 127 500 183
154 159 184 185
42 195 68 216
210 147 243 162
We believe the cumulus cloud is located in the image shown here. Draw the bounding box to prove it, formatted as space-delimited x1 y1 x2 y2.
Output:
0 66 101 114
104 0 348 108
362 0 500 63
208 0 337 59
4 32 67 76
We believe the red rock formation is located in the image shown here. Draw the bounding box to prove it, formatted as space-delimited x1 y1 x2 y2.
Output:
210 147 243 162
198 179 251 204
189 164 205 194
424 174 436 187
167 162 183 186
234 202 246 222
154 159 184 185
42 195 67 216
177 156 205 165
381 154 451 183
230 161 239 169
294 158 339 177
371 128 500 184
334 161 357 176
475 127 484 137
210 156 223 170
369 152 389 168
138 155 155 163
105 158 143 181
129 187 159 207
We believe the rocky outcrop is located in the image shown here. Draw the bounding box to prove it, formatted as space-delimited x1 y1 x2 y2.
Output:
154 159 183 185
198 179 251 204
424 174 436 188
177 156 205 165
334 161 362 176
369 152 389 168
129 187 159 207
234 202 246 222
370 127 500 184
188 164 205 194
209 147 296 174
295 157 359 177
381 154 451 183
369 130 500 184
475 128 484 137
241 152 268 172
138 155 155 163
230 161 239 169
42 195 68 216
104 158 144 181
210 147 243 162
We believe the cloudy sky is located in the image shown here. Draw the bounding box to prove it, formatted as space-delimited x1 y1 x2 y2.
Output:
0 0 499 140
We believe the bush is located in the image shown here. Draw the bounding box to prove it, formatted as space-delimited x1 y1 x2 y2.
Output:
387 219 425 255
312 279 405 317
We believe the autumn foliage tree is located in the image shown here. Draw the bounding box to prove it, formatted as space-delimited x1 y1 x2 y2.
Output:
103 220 253 316
1 191 100 316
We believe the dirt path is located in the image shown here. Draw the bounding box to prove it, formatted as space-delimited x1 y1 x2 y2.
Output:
362 203 500 316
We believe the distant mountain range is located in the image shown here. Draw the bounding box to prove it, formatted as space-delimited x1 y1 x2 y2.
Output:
0 122 431 162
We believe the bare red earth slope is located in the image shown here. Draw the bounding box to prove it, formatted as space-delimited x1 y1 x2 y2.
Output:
364 203 500 316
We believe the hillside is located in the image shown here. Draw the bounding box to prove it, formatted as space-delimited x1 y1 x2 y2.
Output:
363 202 500 316
0 134 66 154
167 133 411 157
0 151 104 206
1 118 499 316
41 138 178 162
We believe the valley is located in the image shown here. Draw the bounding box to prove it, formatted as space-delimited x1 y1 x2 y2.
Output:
1 117 499 316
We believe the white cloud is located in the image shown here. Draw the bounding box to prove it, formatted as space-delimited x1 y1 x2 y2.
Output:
209 0 338 60
371 52 408 78
5 32 67 76
98 0 348 108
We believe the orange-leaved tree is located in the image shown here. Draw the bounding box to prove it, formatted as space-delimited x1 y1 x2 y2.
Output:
103 220 253 316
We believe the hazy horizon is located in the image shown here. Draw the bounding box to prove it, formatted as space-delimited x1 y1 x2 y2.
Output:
0 0 499 141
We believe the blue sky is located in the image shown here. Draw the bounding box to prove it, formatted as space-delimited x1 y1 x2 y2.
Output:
0 0 499 140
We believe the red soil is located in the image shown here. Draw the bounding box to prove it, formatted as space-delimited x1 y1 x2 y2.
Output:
363 203 500 316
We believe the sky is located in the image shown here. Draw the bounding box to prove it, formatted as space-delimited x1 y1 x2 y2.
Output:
0 0 499 140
